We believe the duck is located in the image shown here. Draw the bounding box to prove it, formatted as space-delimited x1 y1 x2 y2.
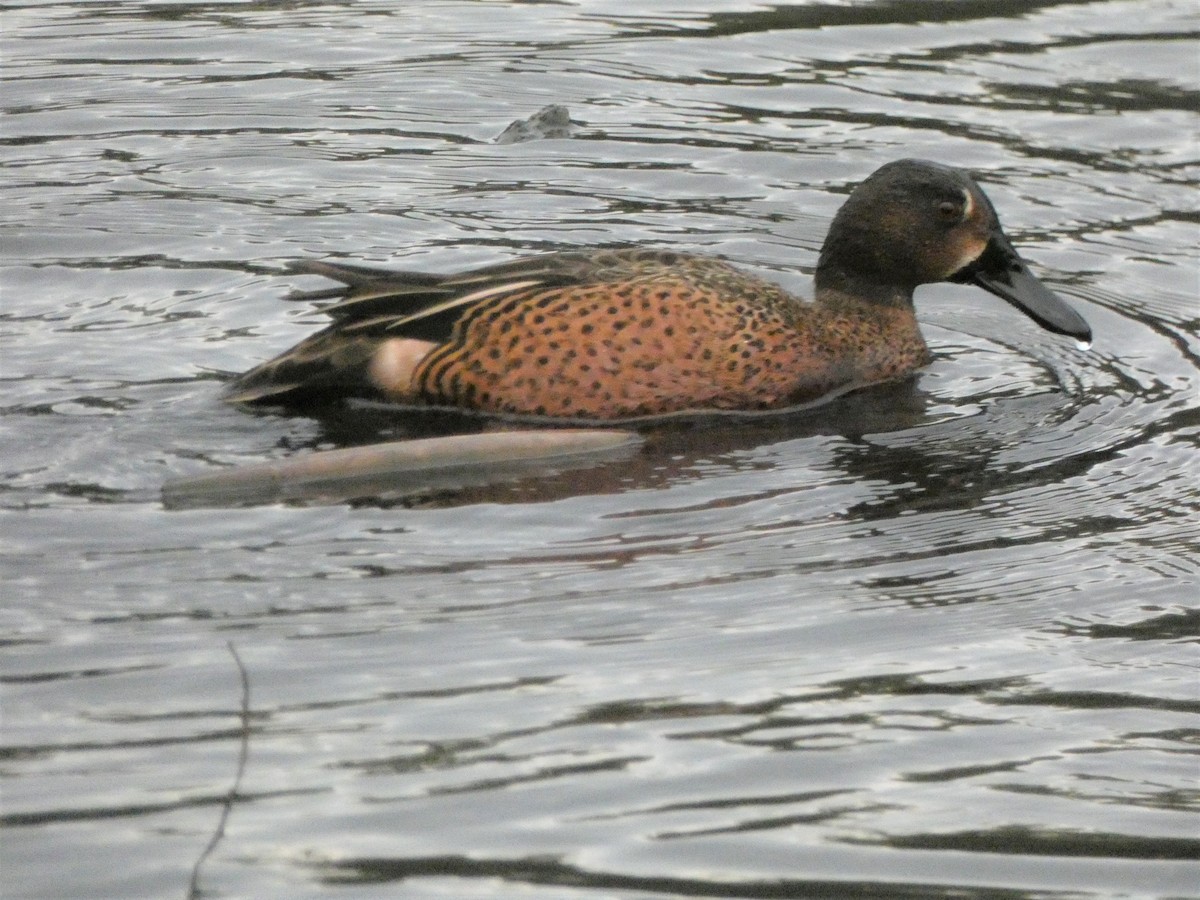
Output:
226 159 1091 420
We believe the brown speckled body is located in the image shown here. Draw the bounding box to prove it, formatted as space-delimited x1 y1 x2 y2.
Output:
226 160 1090 420
412 258 927 418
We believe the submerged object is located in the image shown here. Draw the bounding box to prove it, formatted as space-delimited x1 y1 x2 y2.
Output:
162 429 642 509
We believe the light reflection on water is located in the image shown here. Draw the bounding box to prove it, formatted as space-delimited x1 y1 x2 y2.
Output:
2 2 1198 898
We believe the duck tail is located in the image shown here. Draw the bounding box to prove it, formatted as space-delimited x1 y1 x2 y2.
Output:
225 260 449 408
224 327 383 408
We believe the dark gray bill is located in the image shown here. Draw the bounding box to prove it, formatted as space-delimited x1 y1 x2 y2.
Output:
955 233 1092 342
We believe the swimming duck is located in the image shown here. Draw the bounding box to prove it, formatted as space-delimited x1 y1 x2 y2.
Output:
227 159 1091 419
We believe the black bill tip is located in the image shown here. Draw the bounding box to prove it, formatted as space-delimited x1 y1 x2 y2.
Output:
955 234 1092 344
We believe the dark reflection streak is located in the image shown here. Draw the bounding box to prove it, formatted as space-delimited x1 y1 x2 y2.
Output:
788 107 1141 172
597 0 1109 39
989 690 1200 715
885 82 1198 118
657 804 890 839
983 76 1200 115
999 781 1200 813
0 663 162 685
296 676 562 721
96 0 375 21
0 127 325 146
591 789 851 820
847 32 1200 70
0 787 313 829
4 256 281 275
0 727 254 761
679 693 1197 750
849 828 1200 860
1031 209 1200 244
319 855 1061 898
425 755 645 798
1052 608 1200 643
0 127 483 149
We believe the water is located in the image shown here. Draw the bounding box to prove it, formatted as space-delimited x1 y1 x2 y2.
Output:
3 1 1198 898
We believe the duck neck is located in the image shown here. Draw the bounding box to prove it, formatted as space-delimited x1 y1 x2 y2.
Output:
813 266 916 312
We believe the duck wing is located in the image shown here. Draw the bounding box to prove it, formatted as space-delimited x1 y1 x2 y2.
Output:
284 249 734 342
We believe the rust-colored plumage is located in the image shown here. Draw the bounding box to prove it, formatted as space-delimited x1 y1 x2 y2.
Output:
227 160 1090 420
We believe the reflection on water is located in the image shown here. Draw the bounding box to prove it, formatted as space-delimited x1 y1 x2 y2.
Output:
2 1 1198 899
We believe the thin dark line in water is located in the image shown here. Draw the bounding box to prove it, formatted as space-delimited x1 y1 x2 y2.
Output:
186 642 251 900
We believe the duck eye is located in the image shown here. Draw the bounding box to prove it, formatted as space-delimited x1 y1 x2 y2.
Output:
937 201 961 222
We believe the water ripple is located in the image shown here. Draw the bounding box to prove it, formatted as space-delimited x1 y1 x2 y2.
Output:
2 2 1197 899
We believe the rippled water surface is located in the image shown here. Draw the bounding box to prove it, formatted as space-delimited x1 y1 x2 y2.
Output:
3 2 1198 898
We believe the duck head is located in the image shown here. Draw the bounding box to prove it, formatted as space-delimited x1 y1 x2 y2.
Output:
816 159 1091 344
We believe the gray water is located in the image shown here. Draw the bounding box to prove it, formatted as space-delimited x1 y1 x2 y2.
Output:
3 2 1198 898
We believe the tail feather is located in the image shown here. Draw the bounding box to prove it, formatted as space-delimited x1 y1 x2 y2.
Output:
284 259 440 286
284 260 460 328
225 329 383 407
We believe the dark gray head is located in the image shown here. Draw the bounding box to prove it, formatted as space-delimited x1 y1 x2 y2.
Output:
816 159 1091 342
